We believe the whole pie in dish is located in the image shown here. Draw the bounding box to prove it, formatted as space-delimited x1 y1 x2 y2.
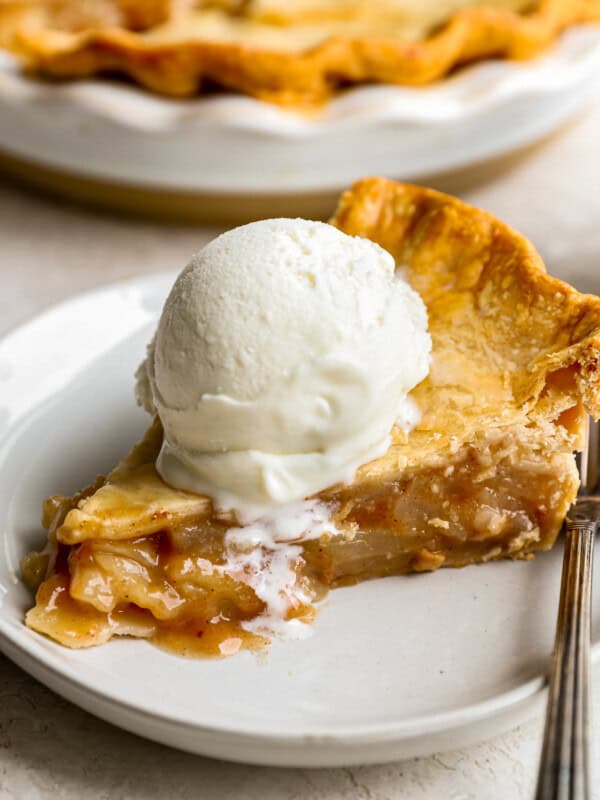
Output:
1 1 600 104
22 178 600 658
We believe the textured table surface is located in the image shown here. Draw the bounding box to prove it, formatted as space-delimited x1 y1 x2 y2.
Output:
2 99 600 800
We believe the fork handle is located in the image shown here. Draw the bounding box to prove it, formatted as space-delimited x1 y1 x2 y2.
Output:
535 518 595 800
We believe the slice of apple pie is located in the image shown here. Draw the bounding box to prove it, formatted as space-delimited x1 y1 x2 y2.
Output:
23 178 600 657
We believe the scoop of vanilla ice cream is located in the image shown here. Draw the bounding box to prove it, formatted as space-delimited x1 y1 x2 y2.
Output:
136 218 430 514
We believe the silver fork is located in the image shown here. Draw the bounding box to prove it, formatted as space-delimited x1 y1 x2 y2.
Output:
535 417 600 800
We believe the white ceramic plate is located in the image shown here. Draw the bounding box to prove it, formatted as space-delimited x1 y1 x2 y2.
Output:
1 26 600 195
1 273 599 768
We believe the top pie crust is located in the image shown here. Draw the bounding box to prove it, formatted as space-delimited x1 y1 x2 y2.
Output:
46 177 600 547
1 1 600 103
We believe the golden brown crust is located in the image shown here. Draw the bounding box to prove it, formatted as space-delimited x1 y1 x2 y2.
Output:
332 177 600 410
2 0 600 104
324 178 600 500
0 0 172 50
57 418 211 544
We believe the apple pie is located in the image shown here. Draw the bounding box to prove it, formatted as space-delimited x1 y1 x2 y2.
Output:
22 178 600 657
1 1 600 104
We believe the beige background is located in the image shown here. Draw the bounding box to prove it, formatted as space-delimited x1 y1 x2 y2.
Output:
1 99 600 799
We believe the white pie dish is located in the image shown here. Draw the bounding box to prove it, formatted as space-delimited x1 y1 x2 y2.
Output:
0 25 600 196
1 274 600 767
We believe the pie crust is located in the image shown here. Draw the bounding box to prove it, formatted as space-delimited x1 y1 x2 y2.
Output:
22 178 600 656
1 1 600 104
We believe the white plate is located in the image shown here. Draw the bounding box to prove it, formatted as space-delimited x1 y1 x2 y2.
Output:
1 26 600 194
0 273 598 768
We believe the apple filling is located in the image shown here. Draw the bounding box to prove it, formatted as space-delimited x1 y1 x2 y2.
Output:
22 411 581 657
313 440 578 584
